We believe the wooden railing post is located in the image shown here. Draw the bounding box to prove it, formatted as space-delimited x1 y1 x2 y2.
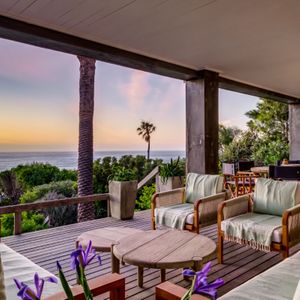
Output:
14 211 22 235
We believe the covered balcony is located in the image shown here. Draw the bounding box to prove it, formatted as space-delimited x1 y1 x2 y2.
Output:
0 1 300 299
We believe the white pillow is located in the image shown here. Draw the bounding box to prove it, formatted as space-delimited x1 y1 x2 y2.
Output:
293 280 300 300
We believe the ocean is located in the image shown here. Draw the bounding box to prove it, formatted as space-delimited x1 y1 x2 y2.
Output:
0 151 185 171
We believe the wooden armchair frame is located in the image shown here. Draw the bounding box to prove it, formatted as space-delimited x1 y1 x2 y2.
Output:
44 273 125 300
151 187 227 234
217 194 300 263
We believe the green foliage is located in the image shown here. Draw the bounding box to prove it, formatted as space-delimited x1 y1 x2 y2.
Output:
159 157 185 183
220 99 289 165
246 99 289 164
1 212 47 237
220 130 257 163
20 180 77 204
136 184 156 211
93 155 162 194
13 163 77 191
41 192 77 227
0 170 22 204
108 166 137 182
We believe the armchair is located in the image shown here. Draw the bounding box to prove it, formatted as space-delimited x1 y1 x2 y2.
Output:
151 173 228 234
217 178 300 263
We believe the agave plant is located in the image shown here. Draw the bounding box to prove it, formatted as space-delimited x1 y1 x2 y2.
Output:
159 157 185 184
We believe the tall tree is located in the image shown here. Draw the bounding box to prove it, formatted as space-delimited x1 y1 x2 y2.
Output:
246 98 289 164
137 121 156 160
77 56 96 222
219 124 241 152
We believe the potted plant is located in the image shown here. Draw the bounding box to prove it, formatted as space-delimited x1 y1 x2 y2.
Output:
108 166 137 220
157 157 185 192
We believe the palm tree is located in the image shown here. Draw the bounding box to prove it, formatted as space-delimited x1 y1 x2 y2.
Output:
77 56 96 222
137 121 156 160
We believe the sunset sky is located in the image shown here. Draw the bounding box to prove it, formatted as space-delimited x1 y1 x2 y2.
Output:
0 38 259 152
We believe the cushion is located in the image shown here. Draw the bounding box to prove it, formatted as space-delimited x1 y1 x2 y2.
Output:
185 173 224 204
293 281 300 300
293 280 300 300
0 251 6 300
219 251 300 300
221 213 282 243
0 243 62 300
253 178 298 216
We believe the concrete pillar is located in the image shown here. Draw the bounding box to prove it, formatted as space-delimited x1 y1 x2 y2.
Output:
186 70 219 174
289 104 300 159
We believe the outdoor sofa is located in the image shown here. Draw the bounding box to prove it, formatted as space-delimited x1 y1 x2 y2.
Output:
0 242 125 300
151 173 228 234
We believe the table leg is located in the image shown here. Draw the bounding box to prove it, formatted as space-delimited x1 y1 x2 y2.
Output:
193 261 202 272
160 269 166 282
138 266 144 288
111 251 120 274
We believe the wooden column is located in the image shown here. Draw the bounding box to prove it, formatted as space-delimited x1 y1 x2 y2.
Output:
186 71 219 174
289 104 300 159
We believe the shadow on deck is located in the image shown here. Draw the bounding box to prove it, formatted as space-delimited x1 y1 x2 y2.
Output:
3 209 300 299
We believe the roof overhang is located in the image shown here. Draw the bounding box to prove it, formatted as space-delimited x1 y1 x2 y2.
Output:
1 1 300 104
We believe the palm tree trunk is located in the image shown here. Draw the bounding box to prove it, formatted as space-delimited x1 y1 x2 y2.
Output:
147 139 150 160
77 56 95 222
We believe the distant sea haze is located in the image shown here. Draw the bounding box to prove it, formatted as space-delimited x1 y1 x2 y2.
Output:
0 151 186 171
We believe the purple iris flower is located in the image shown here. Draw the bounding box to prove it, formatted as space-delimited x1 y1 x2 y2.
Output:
14 273 57 300
182 262 224 300
71 240 101 270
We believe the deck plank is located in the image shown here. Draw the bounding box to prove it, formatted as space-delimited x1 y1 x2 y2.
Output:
2 209 298 299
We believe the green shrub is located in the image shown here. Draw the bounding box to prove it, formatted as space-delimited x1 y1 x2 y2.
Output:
136 184 156 211
20 180 77 204
159 157 185 183
41 192 77 227
108 166 137 182
13 163 77 191
0 212 47 237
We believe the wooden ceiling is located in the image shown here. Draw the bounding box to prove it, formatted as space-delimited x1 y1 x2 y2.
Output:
0 0 300 101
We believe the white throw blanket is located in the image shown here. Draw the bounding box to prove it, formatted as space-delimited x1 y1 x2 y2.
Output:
222 212 282 252
155 203 193 230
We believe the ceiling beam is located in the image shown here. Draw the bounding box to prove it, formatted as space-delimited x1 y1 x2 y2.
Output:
0 15 199 81
219 77 300 104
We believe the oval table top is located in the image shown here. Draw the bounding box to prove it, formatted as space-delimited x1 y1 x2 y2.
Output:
76 227 143 252
113 229 216 269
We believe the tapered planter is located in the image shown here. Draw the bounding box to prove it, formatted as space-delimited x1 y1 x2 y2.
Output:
109 180 138 220
156 176 183 192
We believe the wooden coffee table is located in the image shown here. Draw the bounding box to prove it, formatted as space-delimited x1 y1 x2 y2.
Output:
112 229 216 287
76 227 142 272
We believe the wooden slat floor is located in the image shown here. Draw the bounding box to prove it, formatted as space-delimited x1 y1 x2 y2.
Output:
3 209 300 299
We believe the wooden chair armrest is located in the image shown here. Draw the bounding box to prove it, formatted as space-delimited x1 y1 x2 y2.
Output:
44 273 125 300
194 192 226 210
283 203 300 222
156 281 210 300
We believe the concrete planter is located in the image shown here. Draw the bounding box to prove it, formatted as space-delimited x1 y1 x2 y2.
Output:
109 180 138 220
156 176 183 192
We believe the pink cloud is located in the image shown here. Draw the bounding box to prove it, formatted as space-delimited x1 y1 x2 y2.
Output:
118 70 150 109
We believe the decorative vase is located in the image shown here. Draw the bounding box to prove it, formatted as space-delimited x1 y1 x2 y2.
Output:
156 176 183 192
109 180 138 220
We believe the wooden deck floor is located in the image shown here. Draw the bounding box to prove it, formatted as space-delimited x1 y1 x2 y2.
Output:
3 210 300 299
